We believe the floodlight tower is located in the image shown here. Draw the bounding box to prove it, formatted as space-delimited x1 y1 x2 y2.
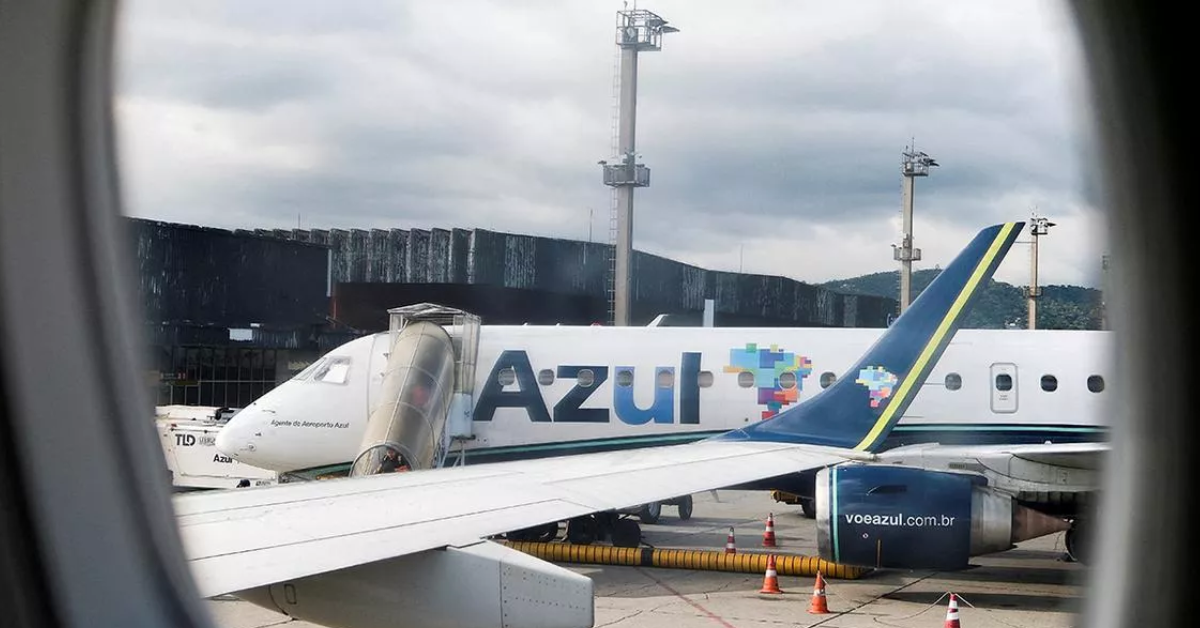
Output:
894 145 939 313
600 9 678 326
1026 215 1056 329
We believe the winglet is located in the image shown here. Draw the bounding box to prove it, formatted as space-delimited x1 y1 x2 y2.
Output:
714 222 1024 452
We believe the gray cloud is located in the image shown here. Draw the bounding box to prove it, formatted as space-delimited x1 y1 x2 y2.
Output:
115 0 1104 289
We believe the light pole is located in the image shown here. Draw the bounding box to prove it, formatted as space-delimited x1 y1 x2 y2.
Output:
600 9 678 326
895 145 938 313
1026 215 1055 329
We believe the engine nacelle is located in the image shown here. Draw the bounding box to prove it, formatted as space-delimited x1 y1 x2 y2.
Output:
235 540 594 628
815 463 1069 570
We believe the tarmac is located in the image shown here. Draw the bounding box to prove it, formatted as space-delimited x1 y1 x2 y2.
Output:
204 489 1086 628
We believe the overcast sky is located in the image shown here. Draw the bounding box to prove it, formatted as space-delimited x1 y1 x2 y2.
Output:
114 1 1105 288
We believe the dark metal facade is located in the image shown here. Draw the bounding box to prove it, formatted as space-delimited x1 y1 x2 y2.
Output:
129 219 330 328
232 226 895 328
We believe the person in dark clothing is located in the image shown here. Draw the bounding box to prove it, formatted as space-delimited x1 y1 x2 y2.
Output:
377 447 409 473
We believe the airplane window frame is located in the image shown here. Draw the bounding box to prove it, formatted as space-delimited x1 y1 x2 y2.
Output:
1087 375 1105 393
1041 374 1059 392
615 369 633 387
736 371 754 388
0 3 1186 628
945 373 963 390
819 372 837 388
656 369 674 389
537 369 555 386
995 373 1014 392
697 371 714 388
577 368 596 388
778 371 798 389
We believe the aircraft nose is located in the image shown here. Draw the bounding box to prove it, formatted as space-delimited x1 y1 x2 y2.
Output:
216 407 266 462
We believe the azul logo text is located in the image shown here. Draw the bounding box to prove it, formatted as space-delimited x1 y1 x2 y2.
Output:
473 350 703 425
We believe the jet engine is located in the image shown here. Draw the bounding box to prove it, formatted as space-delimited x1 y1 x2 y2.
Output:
815 463 1069 570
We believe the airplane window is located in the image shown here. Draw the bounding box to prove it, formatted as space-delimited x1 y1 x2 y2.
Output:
1041 375 1058 392
737 371 754 388
292 358 324 381
577 368 595 388
538 369 555 385
498 367 516 387
615 369 633 387
697 371 714 388
945 373 962 390
778 371 797 389
995 373 1014 392
1087 375 1105 393
316 356 351 384
656 369 674 389
819 372 836 388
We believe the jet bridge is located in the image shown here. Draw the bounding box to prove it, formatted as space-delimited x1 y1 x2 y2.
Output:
349 304 480 476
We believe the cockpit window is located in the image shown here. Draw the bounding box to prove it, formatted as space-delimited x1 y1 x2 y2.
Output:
311 356 351 385
292 359 325 381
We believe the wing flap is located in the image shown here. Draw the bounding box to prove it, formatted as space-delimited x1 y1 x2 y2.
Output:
878 441 1108 471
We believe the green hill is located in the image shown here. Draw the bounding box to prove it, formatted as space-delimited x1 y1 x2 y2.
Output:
822 269 1104 330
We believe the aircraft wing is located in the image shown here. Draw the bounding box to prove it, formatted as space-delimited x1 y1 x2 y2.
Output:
878 441 1108 470
176 440 860 598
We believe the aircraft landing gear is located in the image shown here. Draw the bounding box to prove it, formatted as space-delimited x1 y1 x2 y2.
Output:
506 522 558 542
675 494 693 520
566 515 599 545
638 502 661 524
800 497 816 519
1065 519 1088 564
565 513 642 548
611 518 642 548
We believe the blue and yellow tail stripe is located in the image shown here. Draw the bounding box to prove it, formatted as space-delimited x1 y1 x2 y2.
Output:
716 221 1024 451
853 221 1020 451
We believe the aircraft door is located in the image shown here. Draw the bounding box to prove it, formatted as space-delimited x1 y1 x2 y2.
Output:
989 362 1018 413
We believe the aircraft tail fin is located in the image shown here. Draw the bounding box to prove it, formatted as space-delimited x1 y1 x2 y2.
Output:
717 222 1024 452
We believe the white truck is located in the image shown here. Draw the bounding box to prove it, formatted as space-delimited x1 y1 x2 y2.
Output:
155 405 280 490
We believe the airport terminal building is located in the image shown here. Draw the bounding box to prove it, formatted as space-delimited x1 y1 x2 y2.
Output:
129 218 896 407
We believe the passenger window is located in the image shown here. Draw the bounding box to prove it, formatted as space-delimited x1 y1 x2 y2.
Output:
697 371 714 388
737 371 754 388
498 367 516 387
945 373 962 390
537 369 555 386
577 368 595 387
1041 375 1058 392
779 371 797 389
615 369 633 387
657 370 674 389
995 373 1013 392
820 372 836 388
1087 375 1105 393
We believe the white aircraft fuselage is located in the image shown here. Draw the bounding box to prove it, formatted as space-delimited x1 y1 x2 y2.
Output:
217 325 1112 473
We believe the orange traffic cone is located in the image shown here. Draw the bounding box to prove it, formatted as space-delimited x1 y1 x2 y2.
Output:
725 527 737 554
762 512 777 547
807 571 830 614
759 554 782 594
944 593 961 628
